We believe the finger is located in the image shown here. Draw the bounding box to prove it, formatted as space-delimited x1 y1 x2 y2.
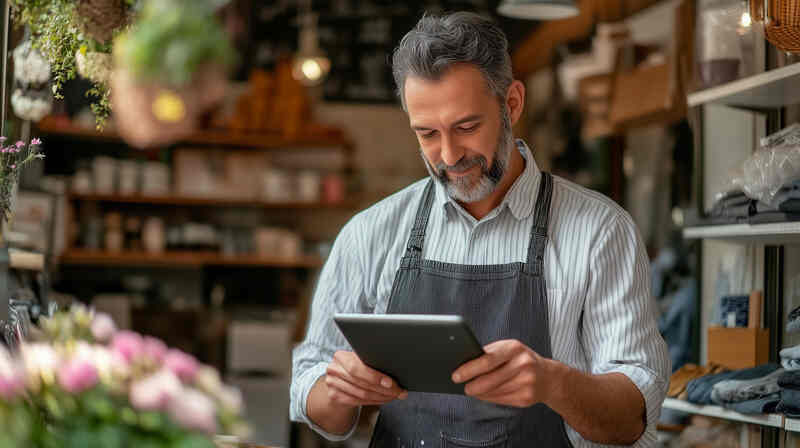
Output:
464 363 519 396
334 351 403 392
452 340 522 384
326 374 404 405
327 362 402 398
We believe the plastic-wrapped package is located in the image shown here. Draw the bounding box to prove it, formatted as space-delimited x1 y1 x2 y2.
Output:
721 124 800 207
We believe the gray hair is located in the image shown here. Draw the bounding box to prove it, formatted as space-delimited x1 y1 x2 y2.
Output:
391 12 513 110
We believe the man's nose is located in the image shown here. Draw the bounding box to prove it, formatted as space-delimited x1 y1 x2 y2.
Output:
440 134 463 167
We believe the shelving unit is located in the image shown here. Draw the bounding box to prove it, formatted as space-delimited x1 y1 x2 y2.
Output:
662 398 784 428
687 62 800 109
683 222 800 244
59 249 324 268
667 57 800 446
8 249 44 271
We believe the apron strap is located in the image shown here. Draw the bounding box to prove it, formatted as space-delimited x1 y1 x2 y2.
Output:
401 179 436 268
525 172 553 275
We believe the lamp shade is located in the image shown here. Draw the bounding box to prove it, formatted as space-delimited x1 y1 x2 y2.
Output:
497 0 580 20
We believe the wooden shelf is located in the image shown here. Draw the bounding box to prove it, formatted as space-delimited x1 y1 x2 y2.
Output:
9 249 44 271
59 249 324 268
35 117 353 152
662 398 784 428
687 62 800 109
683 222 800 244
67 192 358 209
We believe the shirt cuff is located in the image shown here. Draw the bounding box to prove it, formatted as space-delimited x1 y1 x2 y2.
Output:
293 363 361 442
595 362 667 446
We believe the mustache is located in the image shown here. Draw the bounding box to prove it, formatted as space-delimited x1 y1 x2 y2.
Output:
435 156 487 177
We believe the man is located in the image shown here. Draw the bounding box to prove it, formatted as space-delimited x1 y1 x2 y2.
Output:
291 11 669 447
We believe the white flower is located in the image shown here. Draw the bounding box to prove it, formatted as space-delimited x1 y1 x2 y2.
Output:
11 89 52 122
194 366 222 395
20 343 59 391
90 313 117 342
217 385 243 414
129 369 182 411
12 41 50 85
167 387 217 434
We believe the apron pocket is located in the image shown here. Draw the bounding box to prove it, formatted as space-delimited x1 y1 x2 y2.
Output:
441 433 508 448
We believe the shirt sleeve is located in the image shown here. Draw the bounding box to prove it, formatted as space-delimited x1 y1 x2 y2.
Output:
581 213 671 447
289 216 372 441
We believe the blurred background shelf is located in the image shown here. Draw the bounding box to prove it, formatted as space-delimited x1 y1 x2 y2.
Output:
8 249 45 271
687 62 800 109
36 117 354 152
682 222 800 244
59 249 324 268
67 192 358 209
662 398 784 428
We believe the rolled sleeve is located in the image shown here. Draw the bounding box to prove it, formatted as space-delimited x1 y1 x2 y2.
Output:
582 212 671 446
594 362 667 447
289 216 372 441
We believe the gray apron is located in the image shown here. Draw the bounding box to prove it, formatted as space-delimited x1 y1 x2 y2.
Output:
370 172 573 448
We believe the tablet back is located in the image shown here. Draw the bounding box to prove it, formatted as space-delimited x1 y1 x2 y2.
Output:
333 314 484 395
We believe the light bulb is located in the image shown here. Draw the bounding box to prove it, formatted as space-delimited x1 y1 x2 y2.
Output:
740 11 752 27
301 59 322 81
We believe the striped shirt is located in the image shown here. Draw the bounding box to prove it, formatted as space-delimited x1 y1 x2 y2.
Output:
291 140 670 447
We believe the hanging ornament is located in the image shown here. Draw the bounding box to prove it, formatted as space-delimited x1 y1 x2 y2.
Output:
11 40 52 122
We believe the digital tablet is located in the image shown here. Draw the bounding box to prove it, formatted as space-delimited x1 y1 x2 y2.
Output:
333 313 485 395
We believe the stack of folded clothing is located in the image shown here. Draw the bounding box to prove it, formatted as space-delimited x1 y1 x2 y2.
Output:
787 306 800 333
710 368 784 414
686 363 782 410
777 370 800 417
781 344 800 370
708 179 800 225
668 363 726 399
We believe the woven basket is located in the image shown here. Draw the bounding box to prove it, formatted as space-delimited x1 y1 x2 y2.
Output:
751 0 800 53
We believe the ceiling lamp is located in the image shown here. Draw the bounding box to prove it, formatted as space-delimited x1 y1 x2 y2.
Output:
497 0 580 20
292 0 330 86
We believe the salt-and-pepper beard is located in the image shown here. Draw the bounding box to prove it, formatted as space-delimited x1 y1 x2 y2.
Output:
421 107 514 203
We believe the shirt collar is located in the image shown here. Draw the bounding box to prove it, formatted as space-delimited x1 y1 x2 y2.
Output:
432 139 541 222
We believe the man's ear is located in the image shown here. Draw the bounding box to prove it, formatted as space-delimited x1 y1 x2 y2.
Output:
506 80 525 126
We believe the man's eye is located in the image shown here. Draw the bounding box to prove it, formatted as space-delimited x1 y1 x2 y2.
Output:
420 131 437 139
459 124 479 132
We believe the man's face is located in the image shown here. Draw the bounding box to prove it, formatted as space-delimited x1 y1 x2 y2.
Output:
405 63 513 203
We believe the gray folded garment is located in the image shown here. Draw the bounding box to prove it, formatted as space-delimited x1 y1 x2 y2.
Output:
711 368 786 404
783 358 800 371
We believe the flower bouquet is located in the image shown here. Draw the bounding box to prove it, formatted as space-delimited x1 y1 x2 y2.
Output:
0 305 250 448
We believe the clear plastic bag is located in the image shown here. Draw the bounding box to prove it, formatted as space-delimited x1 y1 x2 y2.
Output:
723 124 800 207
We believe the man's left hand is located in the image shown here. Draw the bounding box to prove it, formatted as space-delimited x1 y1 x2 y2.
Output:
452 339 554 408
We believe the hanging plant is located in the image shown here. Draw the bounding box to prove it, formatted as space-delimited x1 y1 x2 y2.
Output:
9 0 136 127
10 40 53 122
111 0 235 148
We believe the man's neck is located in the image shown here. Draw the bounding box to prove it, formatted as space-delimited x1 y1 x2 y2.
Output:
460 147 525 220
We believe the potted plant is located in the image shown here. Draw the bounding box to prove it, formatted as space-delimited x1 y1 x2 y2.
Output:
111 0 235 148
0 305 250 447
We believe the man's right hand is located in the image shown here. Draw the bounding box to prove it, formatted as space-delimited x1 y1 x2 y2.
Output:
324 350 408 407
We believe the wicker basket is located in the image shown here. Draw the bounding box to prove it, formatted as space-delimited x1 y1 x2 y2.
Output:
751 0 800 53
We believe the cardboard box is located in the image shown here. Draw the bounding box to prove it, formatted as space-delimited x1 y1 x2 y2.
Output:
707 327 769 370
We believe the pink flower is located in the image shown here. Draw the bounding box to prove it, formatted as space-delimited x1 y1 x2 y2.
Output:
30 138 41 145
10 164 15 169
167 387 217 434
58 358 98 394
142 337 167 363
14 141 23 148
90 312 116 342
0 136 7 142
0 347 24 400
164 349 199 382
129 369 182 411
111 331 144 363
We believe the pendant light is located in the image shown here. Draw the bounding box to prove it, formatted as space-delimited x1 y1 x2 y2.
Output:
292 0 330 86
497 0 580 20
